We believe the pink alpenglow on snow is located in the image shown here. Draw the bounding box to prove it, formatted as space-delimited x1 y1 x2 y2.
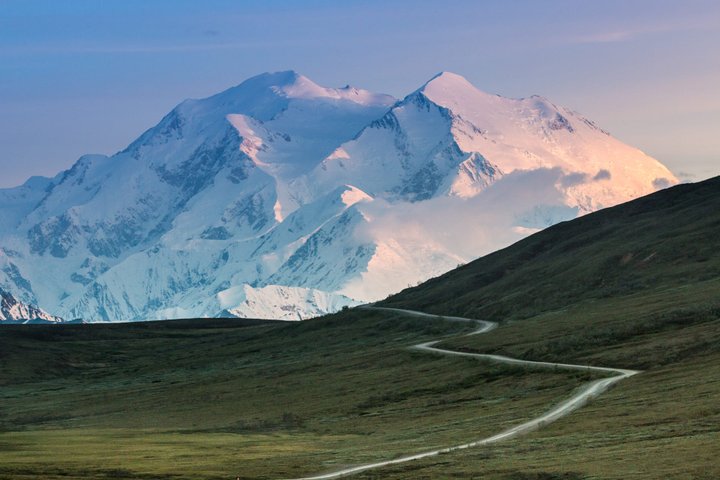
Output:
0 71 677 322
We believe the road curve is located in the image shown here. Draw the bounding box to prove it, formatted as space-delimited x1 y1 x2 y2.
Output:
291 306 640 480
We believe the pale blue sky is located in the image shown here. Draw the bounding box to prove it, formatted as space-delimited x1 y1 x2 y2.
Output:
1 0 718 187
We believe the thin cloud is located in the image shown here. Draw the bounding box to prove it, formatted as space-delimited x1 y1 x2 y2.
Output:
559 172 589 188
574 31 635 44
653 177 673 189
594 169 612 181
354 168 572 261
568 17 720 45
676 171 697 181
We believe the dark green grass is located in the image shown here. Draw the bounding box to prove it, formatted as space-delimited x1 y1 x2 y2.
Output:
3 177 720 479
351 332 720 479
0 310 590 479
383 176 720 323
366 177 720 478
362 280 720 478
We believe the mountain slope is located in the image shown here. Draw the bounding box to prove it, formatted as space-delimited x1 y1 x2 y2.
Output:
0 288 64 323
0 71 677 321
302 72 674 209
363 178 720 479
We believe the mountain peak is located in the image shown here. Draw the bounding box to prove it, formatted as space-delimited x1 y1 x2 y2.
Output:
0 70 677 323
421 71 482 93
425 71 473 86
239 70 329 96
222 69 318 100
244 70 305 86
174 70 393 124
233 71 395 105
419 71 497 103
200 71 394 117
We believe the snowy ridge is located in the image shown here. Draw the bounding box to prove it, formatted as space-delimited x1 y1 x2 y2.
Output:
0 288 64 323
217 284 360 321
0 71 677 321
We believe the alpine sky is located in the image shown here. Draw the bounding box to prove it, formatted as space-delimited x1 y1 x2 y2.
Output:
1 0 718 187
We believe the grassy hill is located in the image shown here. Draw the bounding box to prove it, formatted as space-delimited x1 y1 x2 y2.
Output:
371 176 720 478
379 177 720 370
2 177 719 479
383 176 720 326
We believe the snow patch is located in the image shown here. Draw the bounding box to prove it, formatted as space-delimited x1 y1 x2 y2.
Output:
221 284 360 321
340 185 373 207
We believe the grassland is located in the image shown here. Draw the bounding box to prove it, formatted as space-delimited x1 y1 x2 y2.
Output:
0 311 596 479
2 177 719 479
354 310 720 479
371 177 720 478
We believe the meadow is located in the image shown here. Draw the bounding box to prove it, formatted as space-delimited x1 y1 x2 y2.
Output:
2 177 719 479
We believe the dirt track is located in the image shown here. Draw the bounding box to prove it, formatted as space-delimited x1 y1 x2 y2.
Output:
293 306 640 480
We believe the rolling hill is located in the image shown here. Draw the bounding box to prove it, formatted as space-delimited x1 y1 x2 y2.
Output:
1 177 718 479
383 175 720 327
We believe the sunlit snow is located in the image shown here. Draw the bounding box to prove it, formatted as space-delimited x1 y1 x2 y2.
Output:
0 71 677 321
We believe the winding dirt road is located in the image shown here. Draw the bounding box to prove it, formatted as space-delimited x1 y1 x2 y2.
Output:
293 306 640 480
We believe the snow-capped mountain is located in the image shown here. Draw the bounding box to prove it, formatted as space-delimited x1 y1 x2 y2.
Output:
0 288 64 323
0 71 677 321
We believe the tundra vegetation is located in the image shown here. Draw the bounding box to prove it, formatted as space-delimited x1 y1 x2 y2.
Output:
1 177 719 479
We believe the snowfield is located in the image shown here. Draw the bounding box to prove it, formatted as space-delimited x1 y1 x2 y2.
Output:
0 71 676 322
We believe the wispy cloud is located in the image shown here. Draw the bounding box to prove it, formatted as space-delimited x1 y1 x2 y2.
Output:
568 17 720 45
574 30 635 44
675 171 698 182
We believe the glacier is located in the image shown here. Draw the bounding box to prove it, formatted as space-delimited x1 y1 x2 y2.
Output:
0 70 677 321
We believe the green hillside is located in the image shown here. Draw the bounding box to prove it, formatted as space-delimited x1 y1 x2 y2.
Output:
384 176 720 326
2 177 719 479
371 176 720 478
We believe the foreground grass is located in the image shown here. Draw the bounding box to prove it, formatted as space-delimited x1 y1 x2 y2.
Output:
364 178 720 478
352 351 720 480
371 279 720 479
0 310 593 479
4 179 719 478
